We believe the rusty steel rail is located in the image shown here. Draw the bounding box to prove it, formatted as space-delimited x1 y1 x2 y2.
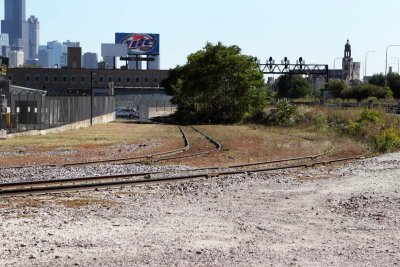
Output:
0 145 334 191
0 145 346 197
62 125 191 167
0 152 364 197
0 126 190 170
152 126 222 162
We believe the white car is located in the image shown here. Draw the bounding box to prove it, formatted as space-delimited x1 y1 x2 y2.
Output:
115 107 139 119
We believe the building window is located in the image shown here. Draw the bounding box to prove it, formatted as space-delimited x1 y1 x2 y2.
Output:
99 76 104 83
126 77 130 83
117 77 122 83
135 77 140 83
81 76 86 83
44 75 50 82
53 76 58 82
144 77 148 83
108 77 113 82
71 75 76 83
25 75 31 82
62 75 68 82
34 75 40 82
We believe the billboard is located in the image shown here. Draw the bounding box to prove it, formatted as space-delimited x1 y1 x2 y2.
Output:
101 44 127 57
115 33 160 56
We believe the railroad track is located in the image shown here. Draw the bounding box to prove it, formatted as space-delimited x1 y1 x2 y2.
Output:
0 125 220 169
0 145 362 197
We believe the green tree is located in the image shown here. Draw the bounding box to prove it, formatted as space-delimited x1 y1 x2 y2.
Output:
162 42 267 123
368 73 385 87
341 83 392 101
325 80 348 98
276 74 312 99
386 72 400 98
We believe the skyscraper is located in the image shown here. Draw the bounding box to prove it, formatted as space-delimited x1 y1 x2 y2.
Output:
28 15 39 60
1 0 29 61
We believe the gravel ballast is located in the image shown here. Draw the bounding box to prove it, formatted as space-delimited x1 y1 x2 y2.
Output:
0 153 399 266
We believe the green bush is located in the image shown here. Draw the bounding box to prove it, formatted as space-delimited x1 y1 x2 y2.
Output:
313 112 328 130
341 83 392 101
275 98 295 125
360 109 381 123
347 119 362 136
375 127 400 152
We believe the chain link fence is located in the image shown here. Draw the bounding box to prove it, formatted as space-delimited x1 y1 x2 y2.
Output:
0 80 115 134
115 89 176 120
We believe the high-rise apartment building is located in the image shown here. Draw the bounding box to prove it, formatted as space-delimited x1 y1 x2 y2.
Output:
1 0 29 61
27 15 39 60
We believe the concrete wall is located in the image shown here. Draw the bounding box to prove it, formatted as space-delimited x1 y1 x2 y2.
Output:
6 112 115 138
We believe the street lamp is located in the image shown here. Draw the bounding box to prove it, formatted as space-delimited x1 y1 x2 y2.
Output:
364 50 375 79
90 71 96 125
333 57 341 70
391 57 399 73
385 45 400 86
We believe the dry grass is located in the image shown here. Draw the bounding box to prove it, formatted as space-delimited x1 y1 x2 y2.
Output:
0 122 367 168
163 124 366 167
0 123 184 166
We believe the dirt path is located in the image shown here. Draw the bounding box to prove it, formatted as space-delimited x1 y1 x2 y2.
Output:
1 153 399 266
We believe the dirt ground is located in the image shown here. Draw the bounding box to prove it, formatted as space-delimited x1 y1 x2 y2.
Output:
1 152 399 266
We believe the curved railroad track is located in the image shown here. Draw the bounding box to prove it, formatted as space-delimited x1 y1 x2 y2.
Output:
0 144 360 197
0 125 220 169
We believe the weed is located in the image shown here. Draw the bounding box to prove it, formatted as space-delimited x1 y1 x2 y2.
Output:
375 127 400 152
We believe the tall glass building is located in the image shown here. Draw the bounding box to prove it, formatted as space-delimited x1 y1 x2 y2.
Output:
1 0 29 61
28 15 39 60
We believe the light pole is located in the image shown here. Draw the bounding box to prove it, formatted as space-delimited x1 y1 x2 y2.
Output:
385 45 400 86
90 71 95 125
391 57 399 73
364 50 375 79
333 57 341 70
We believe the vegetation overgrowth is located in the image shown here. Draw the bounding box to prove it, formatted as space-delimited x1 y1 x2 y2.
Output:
251 100 400 153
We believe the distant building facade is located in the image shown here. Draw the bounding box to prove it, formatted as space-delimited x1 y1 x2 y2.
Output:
63 40 80 48
38 41 67 68
67 47 82 69
0 33 10 57
329 40 361 83
6 68 168 92
83 52 98 69
10 49 24 67
27 15 39 61
1 0 29 61
1 0 41 64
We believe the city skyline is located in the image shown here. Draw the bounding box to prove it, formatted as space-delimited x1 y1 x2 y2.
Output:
1 0 400 75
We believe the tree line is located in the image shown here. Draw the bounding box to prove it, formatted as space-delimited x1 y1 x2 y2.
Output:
163 42 399 124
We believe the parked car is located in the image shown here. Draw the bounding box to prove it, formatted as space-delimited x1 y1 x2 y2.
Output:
115 107 139 119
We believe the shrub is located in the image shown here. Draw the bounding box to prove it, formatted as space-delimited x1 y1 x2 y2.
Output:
325 80 348 98
341 84 392 101
275 98 295 125
360 109 381 123
313 112 328 130
375 127 400 152
347 119 362 136
294 105 312 124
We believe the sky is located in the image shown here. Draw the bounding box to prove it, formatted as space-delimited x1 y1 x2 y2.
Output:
2 0 400 76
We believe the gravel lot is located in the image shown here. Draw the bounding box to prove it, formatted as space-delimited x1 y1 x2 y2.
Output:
1 153 399 266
